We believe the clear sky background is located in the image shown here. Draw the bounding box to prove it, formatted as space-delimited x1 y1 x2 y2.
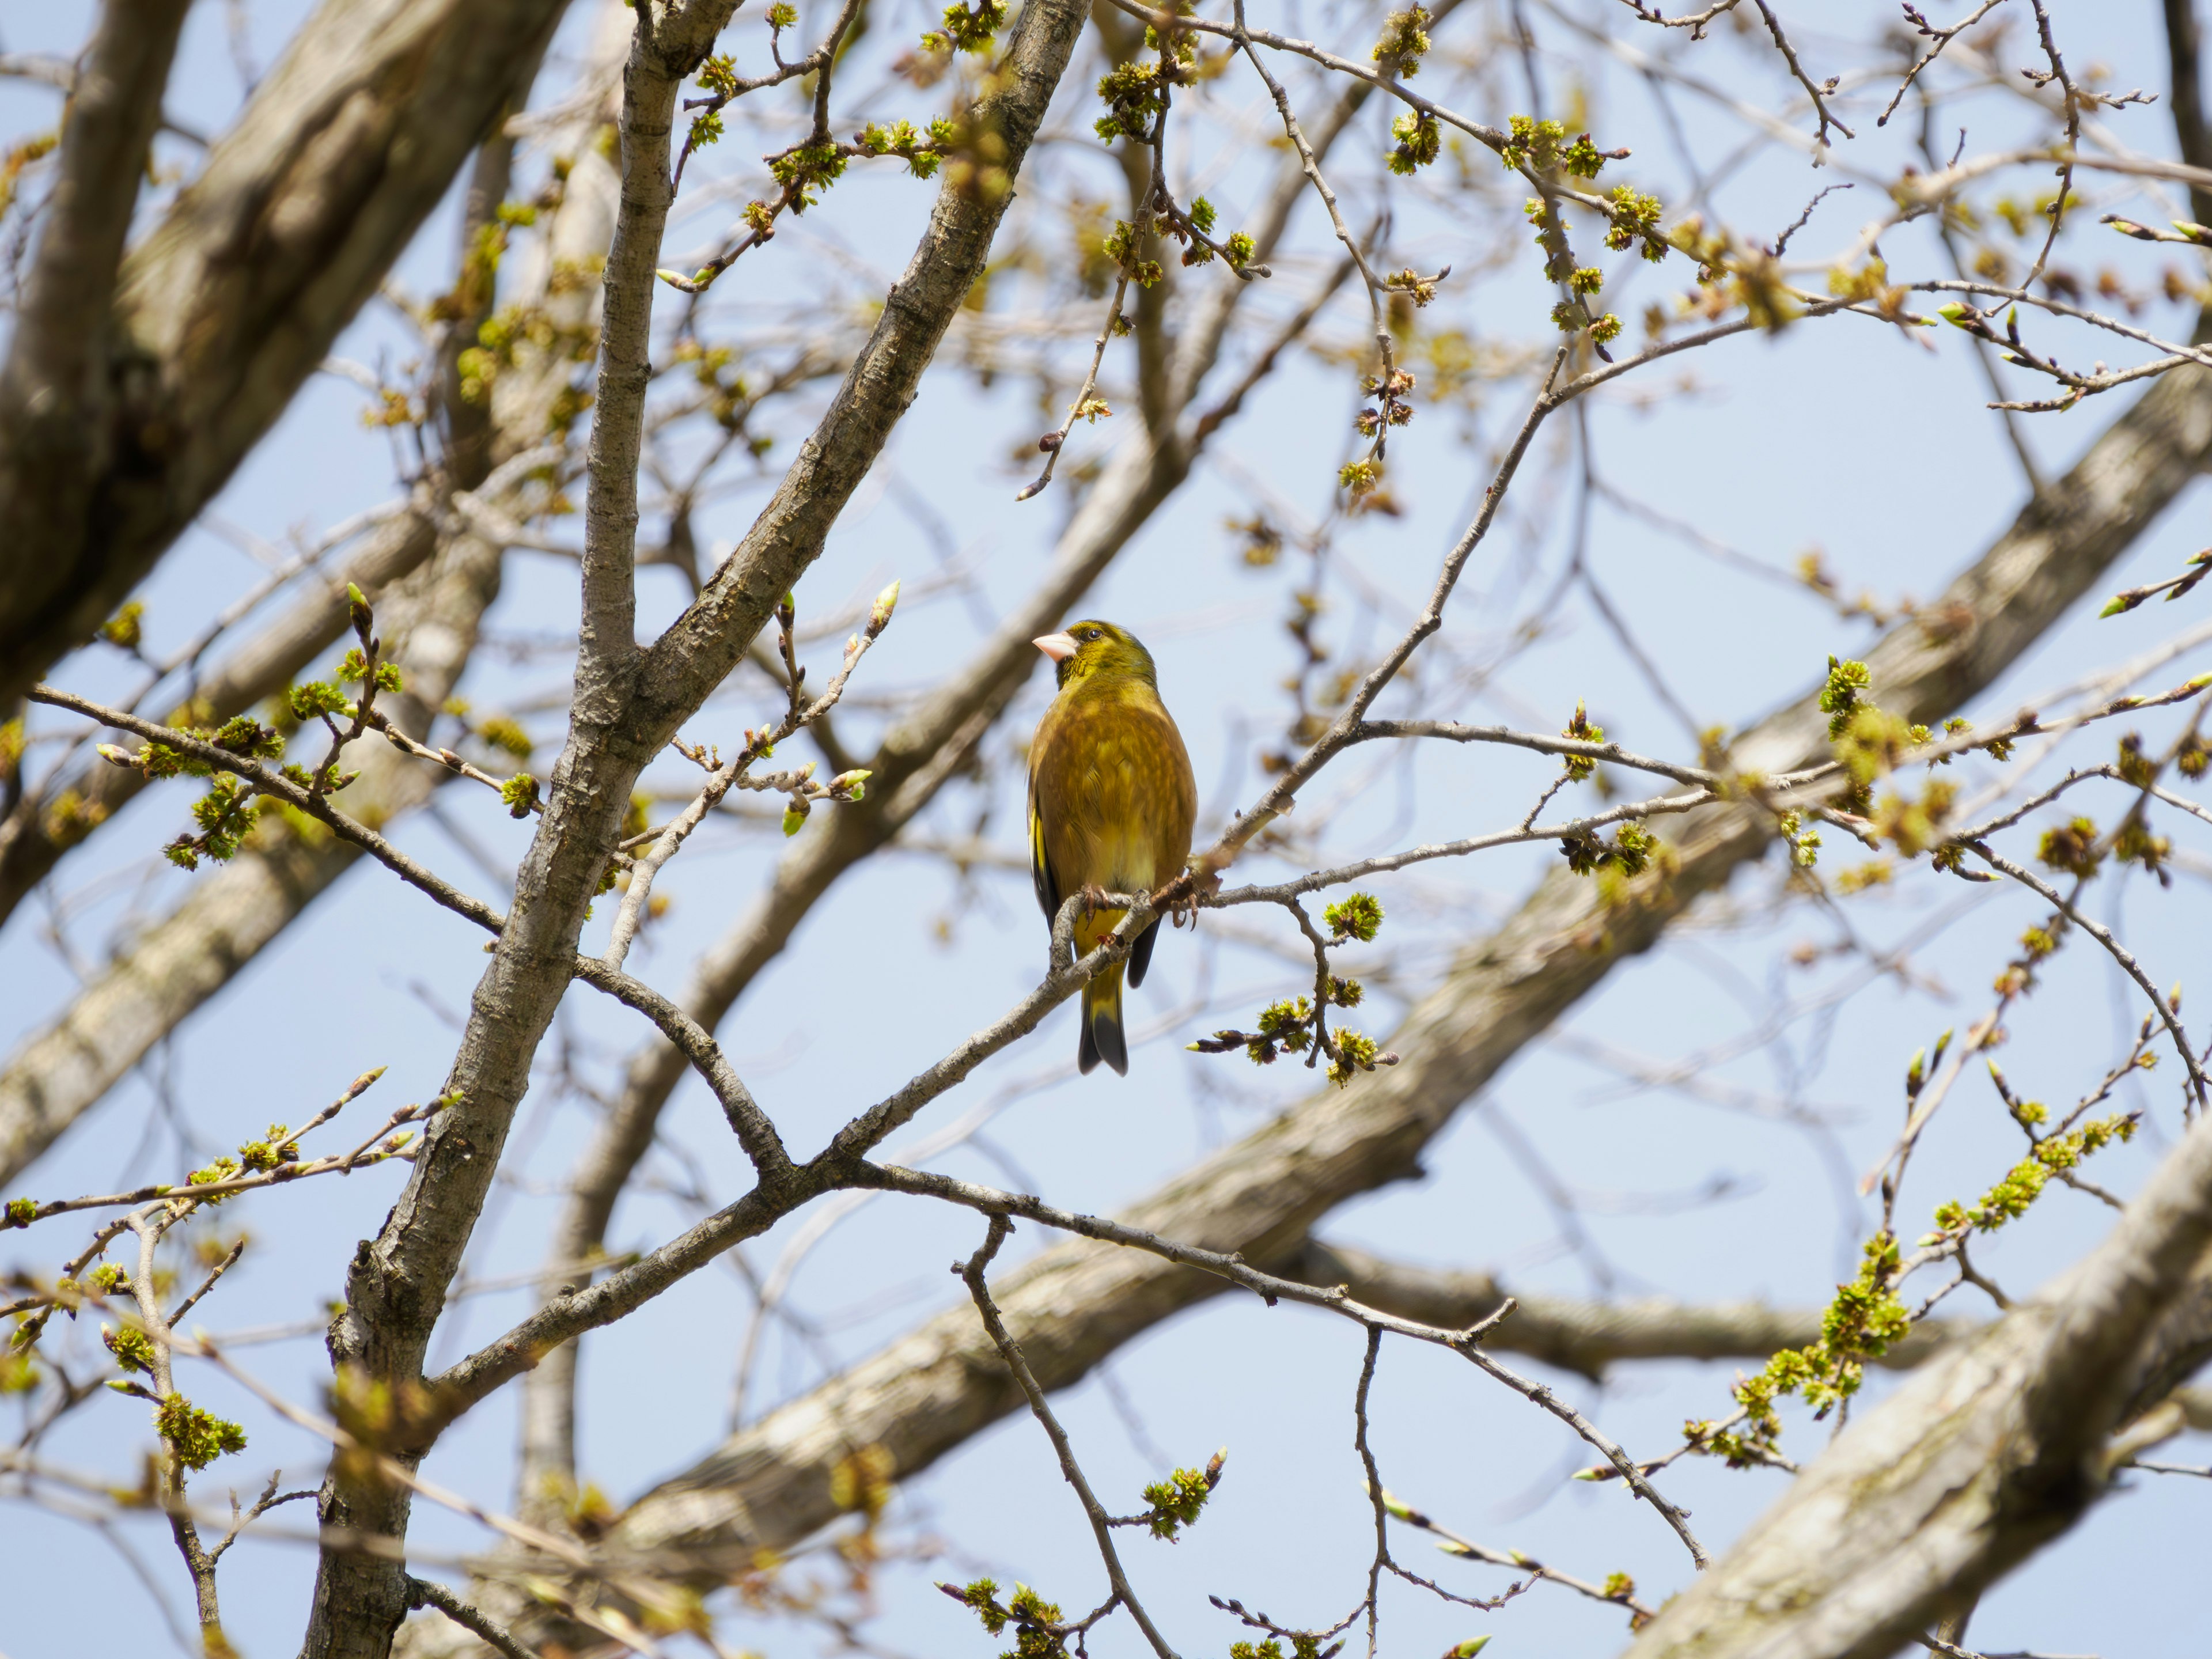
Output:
3 2 2210 1656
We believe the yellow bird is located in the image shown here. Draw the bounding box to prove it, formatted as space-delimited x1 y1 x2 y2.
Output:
1028 620 1198 1075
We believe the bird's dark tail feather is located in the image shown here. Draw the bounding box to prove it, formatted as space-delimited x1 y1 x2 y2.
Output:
1079 965 1129 1076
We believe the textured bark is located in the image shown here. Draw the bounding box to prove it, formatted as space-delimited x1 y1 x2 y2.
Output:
603 354 2212 1571
302 0 1095 1651
1622 1124 2212 1659
0 0 571 709
0 0 192 694
0 56 621 1191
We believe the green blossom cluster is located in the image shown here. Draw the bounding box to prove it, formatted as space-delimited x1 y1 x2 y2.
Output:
1499 115 1608 177
499 774 541 818
1776 809 1821 868
1560 820 1654 877
697 54 741 97
770 142 849 211
1324 892 1384 943
1138 1449 1224 1539
1095 59 1174 143
238 1123 301 1172
165 775 257 869
1929 1113 2137 1236
103 1324 157 1375
1560 700 1604 780
1327 1029 1383 1088
943 1578 1072 1658
156 1392 248 1472
476 714 534 759
1818 656 1873 738
1387 110 1440 176
1602 185 1669 260
1231 1638 1332 1659
1372 5 1431 73
98 600 146 650
1716 1232 1911 1462
2037 816 2101 878
857 118 957 179
1101 218 1165 287
925 0 1007 55
186 1155 243 1204
337 647 403 694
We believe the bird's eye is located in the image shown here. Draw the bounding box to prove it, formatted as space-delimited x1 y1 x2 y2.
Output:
1079 627 1101 642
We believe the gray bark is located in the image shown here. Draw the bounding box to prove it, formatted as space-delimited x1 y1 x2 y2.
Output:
0 64 623 1190
1623 1121 2212 1659
0 0 193 696
0 0 572 708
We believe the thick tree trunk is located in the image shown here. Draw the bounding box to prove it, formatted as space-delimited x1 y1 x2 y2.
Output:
0 0 572 708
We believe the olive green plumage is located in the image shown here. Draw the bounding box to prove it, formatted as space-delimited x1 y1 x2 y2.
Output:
1028 620 1198 1076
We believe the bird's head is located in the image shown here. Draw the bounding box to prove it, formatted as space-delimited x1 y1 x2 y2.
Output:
1033 620 1157 692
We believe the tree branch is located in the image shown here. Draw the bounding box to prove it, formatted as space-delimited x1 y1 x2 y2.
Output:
959 1215 1179 1659
303 0 1097 1647
507 55 1391 1524
1625 1111 2212 1659
0 0 192 699
0 0 572 708
603 349 2212 1574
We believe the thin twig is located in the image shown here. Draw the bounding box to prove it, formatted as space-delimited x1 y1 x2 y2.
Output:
958 1216 1180 1659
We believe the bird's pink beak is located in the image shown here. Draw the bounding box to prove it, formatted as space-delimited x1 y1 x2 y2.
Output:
1033 632 1078 662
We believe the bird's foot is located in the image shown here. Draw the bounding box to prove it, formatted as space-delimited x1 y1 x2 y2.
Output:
1156 862 1217 927
1077 882 1113 915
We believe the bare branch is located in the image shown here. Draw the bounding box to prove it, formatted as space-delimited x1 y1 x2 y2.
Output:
0 0 570 706
958 1216 1178 1659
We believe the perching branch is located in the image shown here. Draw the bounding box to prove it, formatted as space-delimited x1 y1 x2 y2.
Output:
604 348 2212 1577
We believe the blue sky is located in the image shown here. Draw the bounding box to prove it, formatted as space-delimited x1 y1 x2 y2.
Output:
4 2 2210 1655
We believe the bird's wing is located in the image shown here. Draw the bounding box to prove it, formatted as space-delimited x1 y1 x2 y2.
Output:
1027 760 1062 923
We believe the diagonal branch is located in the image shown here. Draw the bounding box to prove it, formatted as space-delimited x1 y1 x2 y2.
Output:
304 0 1098 1649
959 1215 1179 1659
0 0 574 709
1624 1109 2212 1659
601 347 2212 1575
508 57 1395 1522
0 0 193 694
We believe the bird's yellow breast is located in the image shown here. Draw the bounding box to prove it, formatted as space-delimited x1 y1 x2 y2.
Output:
1027 675 1197 912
